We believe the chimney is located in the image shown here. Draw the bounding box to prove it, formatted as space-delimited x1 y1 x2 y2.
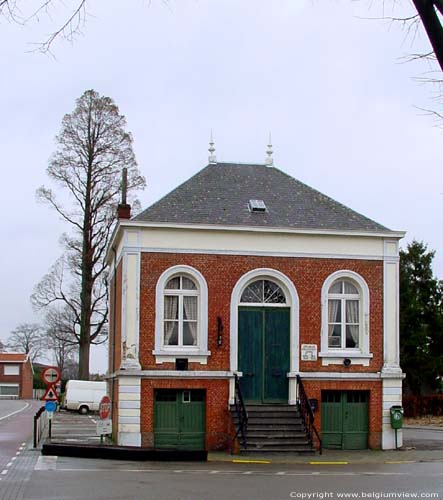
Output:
117 167 131 219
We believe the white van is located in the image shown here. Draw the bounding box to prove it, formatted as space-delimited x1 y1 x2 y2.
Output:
64 380 107 414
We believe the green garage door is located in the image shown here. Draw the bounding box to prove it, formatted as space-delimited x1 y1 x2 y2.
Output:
321 390 369 450
154 390 206 450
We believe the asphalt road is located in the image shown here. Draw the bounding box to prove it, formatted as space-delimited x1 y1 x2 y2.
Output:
0 400 41 472
23 458 443 500
403 427 443 450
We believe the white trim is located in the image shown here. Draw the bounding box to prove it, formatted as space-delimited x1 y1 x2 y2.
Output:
154 265 209 362
116 220 406 239
230 268 299 374
294 372 381 380
120 245 386 262
117 370 234 378
320 270 371 363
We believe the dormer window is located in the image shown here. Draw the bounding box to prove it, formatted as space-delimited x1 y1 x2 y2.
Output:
248 199 267 212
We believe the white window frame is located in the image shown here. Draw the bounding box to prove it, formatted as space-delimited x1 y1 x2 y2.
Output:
153 265 210 364
4 364 20 376
320 270 372 365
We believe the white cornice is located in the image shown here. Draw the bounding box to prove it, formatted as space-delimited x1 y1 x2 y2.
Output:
117 220 406 239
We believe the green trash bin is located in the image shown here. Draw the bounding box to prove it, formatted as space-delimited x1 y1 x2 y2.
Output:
390 406 403 430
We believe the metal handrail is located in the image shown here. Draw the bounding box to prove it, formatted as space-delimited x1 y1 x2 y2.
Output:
296 374 322 455
33 405 48 448
233 374 248 449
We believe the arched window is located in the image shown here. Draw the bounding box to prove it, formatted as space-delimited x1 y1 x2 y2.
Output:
154 265 209 363
163 275 198 347
240 279 287 305
327 279 360 349
320 270 371 364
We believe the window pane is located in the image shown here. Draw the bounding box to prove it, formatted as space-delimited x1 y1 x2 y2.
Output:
0 385 19 396
329 281 342 294
182 277 197 290
4 365 19 376
346 300 359 323
164 321 178 345
183 322 197 346
264 280 286 303
183 296 197 320
164 296 179 319
328 299 341 322
344 281 358 294
346 325 359 348
165 277 180 289
328 324 342 348
241 281 263 303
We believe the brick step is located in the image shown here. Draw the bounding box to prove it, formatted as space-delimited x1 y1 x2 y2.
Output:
241 448 315 455
244 417 303 425
243 405 300 413
247 439 310 447
246 426 305 433
247 432 308 439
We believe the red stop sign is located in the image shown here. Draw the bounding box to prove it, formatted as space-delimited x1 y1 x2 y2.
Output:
99 395 111 420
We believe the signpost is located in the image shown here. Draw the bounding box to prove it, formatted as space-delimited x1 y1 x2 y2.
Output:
97 395 112 443
41 366 61 440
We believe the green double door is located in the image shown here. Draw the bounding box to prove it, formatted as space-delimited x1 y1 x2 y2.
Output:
154 390 206 450
238 307 290 403
321 390 369 450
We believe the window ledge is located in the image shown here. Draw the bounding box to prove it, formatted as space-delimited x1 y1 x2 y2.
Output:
152 350 211 365
319 351 373 359
319 351 373 366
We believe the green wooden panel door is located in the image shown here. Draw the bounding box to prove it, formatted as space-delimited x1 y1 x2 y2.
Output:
264 308 290 402
343 391 369 450
238 307 290 403
154 390 206 450
238 308 263 402
321 391 369 450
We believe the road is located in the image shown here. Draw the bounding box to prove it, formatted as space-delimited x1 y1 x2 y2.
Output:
22 458 443 500
0 400 42 473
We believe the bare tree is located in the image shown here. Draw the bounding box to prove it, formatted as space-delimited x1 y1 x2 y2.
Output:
0 0 87 53
44 307 78 378
32 89 145 380
7 323 45 362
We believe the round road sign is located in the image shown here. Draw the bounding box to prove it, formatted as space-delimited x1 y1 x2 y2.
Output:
42 366 61 386
45 400 57 413
99 395 111 420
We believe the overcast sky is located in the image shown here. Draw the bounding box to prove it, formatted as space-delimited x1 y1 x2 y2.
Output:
1 0 442 373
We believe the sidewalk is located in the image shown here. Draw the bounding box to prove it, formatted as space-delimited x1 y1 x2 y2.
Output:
208 447 443 465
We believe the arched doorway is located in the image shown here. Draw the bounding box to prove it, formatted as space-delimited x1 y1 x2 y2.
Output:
238 278 290 403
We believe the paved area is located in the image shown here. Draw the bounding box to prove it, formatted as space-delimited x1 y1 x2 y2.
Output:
49 409 103 444
21 458 443 500
0 399 42 500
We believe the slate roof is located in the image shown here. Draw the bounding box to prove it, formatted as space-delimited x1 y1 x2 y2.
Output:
134 163 392 233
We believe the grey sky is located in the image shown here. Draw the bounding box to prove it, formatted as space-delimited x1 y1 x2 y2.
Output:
1 1 442 373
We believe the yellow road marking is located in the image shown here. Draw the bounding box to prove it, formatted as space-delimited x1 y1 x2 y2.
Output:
384 460 416 464
309 461 348 465
232 459 271 464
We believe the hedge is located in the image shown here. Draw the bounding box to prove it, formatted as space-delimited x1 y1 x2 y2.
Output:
403 395 443 417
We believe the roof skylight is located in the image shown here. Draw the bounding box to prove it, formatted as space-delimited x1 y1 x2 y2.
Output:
248 199 267 212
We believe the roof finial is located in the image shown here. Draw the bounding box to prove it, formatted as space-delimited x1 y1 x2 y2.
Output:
265 133 273 167
208 131 217 164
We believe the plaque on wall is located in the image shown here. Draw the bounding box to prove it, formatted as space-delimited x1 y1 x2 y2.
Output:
301 344 318 361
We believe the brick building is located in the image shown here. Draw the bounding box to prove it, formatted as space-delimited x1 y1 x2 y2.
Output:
0 353 33 399
107 150 404 452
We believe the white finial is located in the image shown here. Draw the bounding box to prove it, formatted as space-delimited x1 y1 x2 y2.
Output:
208 131 217 164
265 133 273 166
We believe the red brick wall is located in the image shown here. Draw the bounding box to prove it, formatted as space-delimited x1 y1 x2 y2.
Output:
0 361 32 399
20 361 33 399
139 253 384 373
303 380 383 449
140 379 230 450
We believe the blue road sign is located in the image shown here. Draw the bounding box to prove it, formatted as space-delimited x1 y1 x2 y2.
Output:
45 401 56 413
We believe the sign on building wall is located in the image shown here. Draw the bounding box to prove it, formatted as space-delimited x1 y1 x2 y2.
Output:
301 344 318 361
